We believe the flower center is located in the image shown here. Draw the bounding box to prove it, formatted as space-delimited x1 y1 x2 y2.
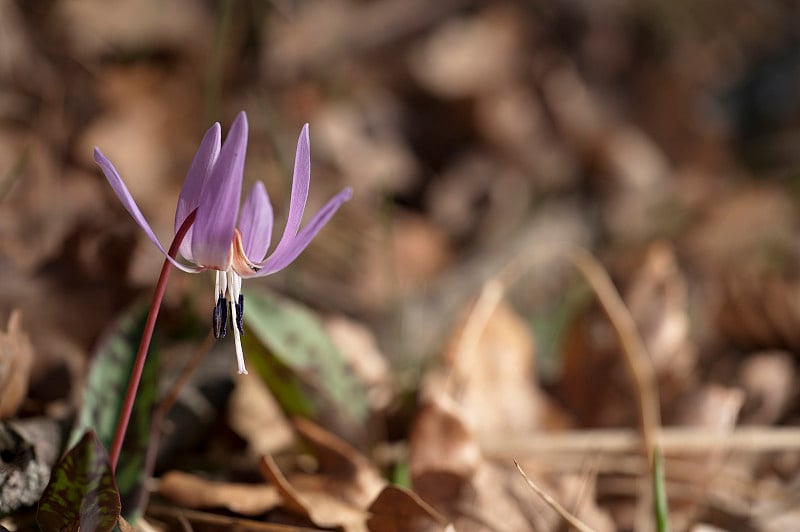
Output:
230 228 261 277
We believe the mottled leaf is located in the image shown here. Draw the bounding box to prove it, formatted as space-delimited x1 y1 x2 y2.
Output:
242 289 368 445
37 431 120 532
69 299 159 520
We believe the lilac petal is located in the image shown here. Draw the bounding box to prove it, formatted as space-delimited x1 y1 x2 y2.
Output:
174 123 221 261
191 111 248 270
238 181 273 262
94 148 202 273
269 124 311 259
249 187 352 277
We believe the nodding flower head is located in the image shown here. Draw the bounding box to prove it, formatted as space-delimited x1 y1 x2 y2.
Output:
94 111 352 374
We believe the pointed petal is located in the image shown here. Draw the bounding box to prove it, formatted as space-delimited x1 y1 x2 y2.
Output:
249 187 352 277
238 181 273 262
191 112 248 269
270 124 310 258
94 148 202 273
175 123 221 260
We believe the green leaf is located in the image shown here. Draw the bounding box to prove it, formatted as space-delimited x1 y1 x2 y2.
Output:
69 299 159 521
653 446 671 532
37 430 121 532
242 289 368 445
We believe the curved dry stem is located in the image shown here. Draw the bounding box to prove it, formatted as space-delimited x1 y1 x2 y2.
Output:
450 243 661 465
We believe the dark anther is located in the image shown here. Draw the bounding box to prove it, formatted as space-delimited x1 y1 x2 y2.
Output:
213 295 228 339
235 294 244 336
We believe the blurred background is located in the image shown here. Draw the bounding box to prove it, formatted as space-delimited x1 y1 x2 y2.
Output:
2 0 800 530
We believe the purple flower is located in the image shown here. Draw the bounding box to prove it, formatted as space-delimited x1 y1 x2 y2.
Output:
94 111 352 374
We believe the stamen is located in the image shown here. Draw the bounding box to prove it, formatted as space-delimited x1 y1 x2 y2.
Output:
215 270 228 298
212 295 227 339
235 294 244 336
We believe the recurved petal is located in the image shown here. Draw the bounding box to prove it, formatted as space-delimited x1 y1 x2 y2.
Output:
238 181 273 262
270 123 310 258
191 111 248 270
249 186 353 277
94 148 202 273
175 123 221 261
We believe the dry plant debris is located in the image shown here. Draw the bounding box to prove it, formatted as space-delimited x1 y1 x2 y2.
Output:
2 0 800 530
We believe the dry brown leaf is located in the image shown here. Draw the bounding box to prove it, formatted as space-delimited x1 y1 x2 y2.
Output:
0 311 33 418
667 384 746 528
437 295 569 435
54 0 213 60
315 102 420 196
410 395 556 531
0 135 105 271
358 211 453 311
366 485 450 532
556 475 617 532
672 384 744 430
259 454 368 531
449 296 539 432
737 351 795 425
116 516 133 532
682 186 797 276
558 296 636 427
625 243 697 413
324 316 393 411
475 84 578 193
263 0 470 82
80 66 185 225
227 373 295 456
157 471 281 516
425 152 534 246
752 475 800 532
293 418 385 508
408 7 520 98
409 395 481 483
543 65 672 242
716 273 800 351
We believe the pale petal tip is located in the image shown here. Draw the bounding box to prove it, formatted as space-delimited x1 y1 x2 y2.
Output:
233 111 248 129
299 123 310 146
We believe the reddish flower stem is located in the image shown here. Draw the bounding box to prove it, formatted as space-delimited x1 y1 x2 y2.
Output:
109 209 197 471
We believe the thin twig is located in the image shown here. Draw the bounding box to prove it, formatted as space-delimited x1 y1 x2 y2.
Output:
455 244 661 461
156 332 216 417
141 331 216 502
514 461 597 532
480 427 800 456
563 248 661 466
147 503 323 531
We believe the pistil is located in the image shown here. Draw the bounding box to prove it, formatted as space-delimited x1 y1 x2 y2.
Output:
226 270 247 374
